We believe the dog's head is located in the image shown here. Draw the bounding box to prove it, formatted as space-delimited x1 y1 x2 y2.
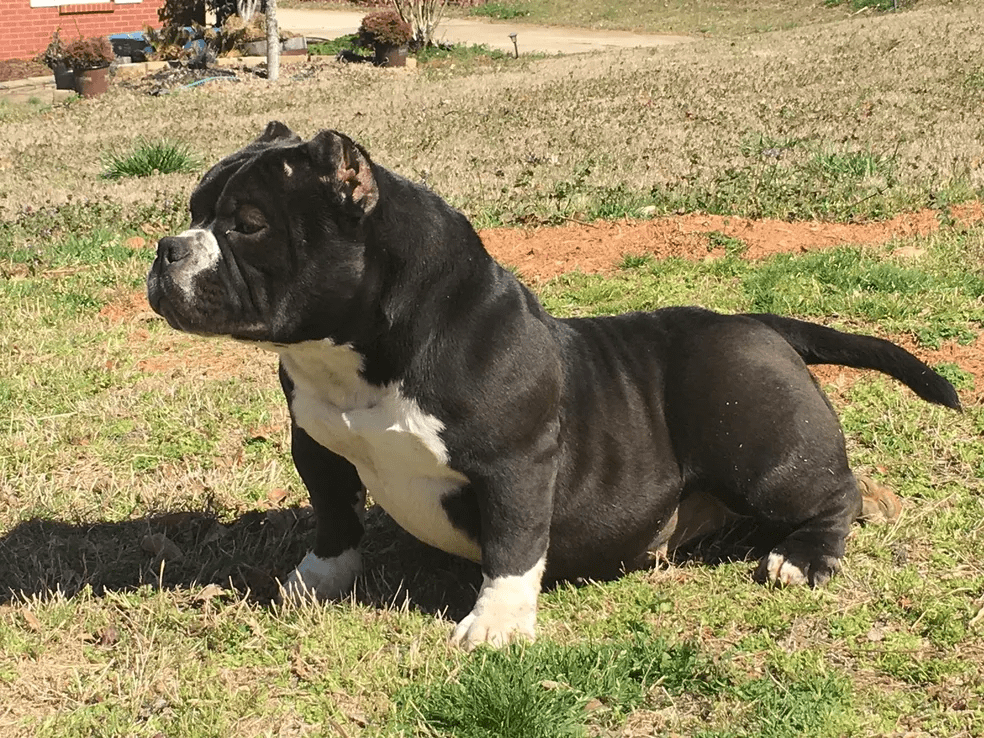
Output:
146 121 381 345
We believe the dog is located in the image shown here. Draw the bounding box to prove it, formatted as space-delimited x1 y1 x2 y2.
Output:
146 122 961 649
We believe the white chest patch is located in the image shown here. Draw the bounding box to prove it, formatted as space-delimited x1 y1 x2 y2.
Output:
279 340 481 562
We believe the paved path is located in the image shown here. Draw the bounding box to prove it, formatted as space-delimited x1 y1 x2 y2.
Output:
277 9 693 55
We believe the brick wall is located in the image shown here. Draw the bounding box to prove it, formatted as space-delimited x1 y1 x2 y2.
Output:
0 0 162 61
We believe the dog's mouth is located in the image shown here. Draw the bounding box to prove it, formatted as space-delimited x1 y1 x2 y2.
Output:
147 267 200 335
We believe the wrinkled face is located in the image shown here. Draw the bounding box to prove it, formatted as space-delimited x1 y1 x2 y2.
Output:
146 122 379 344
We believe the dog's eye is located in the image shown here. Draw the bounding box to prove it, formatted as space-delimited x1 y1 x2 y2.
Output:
234 205 266 235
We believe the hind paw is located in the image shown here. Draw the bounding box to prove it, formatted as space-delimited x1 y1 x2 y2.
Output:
755 550 840 588
857 475 902 525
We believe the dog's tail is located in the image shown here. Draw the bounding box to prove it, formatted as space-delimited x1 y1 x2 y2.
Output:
744 313 962 411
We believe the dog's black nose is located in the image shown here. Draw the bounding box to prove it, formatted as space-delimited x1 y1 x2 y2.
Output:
158 236 191 265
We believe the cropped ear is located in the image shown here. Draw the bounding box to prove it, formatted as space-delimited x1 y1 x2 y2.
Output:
254 120 301 145
307 129 379 218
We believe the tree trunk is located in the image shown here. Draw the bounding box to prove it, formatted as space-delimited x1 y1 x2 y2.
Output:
266 0 280 82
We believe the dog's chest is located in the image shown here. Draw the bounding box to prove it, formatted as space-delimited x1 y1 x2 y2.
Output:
280 341 480 562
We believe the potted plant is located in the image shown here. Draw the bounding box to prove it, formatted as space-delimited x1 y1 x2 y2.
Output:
358 10 412 67
63 35 115 98
38 30 74 91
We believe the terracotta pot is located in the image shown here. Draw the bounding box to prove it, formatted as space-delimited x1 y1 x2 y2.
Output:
375 43 408 68
74 66 110 98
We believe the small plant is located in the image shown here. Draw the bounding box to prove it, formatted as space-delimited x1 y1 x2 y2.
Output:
358 10 413 48
37 30 67 69
707 230 748 258
103 140 201 180
63 36 114 71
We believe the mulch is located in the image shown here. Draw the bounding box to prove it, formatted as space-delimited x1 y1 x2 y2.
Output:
0 58 51 83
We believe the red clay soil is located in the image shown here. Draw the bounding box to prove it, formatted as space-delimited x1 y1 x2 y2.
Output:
483 202 984 282
103 206 984 404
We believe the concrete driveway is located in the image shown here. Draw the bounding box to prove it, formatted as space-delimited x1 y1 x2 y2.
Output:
277 9 693 55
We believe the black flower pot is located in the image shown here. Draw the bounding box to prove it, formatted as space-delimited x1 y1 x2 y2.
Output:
52 61 75 90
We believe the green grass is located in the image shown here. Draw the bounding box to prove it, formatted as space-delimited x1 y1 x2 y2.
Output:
102 139 202 180
825 0 915 11
1 209 982 736
307 32 363 57
540 230 984 344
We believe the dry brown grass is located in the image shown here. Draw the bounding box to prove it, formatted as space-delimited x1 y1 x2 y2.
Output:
1 2 982 229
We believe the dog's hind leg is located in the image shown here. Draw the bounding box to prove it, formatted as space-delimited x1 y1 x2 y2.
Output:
664 315 867 588
752 470 862 587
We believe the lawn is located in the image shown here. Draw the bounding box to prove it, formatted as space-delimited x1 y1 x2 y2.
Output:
1 1 983 736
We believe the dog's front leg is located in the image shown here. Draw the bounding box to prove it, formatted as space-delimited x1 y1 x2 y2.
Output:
451 464 554 650
278 366 366 603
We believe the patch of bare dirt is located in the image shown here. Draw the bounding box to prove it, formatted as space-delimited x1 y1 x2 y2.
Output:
103 207 984 402
482 203 984 282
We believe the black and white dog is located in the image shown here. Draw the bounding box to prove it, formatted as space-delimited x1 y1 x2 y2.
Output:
147 122 961 649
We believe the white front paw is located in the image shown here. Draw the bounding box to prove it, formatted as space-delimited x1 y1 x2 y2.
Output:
279 549 362 604
451 608 536 650
450 557 545 650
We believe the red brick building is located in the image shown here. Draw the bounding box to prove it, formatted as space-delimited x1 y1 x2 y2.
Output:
0 0 162 61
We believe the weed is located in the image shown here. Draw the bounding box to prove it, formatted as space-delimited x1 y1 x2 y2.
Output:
417 44 512 65
707 230 748 257
618 253 653 270
102 139 201 180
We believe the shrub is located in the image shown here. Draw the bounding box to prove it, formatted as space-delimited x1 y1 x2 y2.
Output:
358 10 413 48
63 36 114 71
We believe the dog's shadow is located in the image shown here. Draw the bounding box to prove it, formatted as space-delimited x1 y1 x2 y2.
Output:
0 502 772 617
0 505 483 621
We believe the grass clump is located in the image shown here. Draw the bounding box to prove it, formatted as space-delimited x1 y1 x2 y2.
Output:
102 139 201 180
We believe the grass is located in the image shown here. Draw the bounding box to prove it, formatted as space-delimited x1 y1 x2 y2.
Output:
2 1 984 735
102 139 201 180
469 2 531 21
1 209 982 736
0 96 52 123
8 2 982 237
460 0 910 34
